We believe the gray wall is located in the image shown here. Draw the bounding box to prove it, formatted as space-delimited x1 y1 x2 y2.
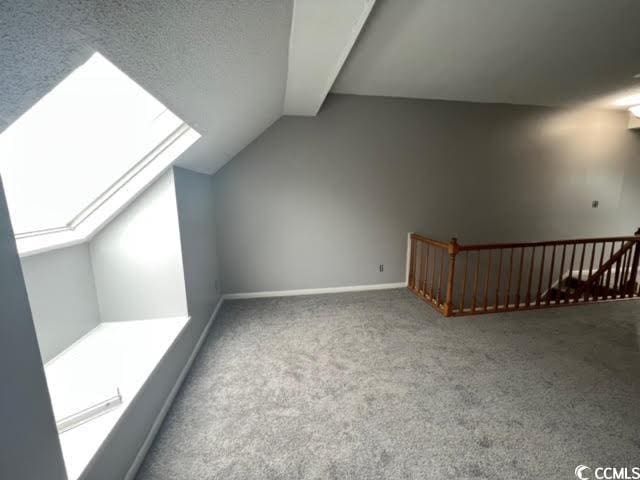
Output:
90 169 188 322
0 178 67 480
83 167 221 480
174 166 220 320
21 244 100 363
213 94 640 293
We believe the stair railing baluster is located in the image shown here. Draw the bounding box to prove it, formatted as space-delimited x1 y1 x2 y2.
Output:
437 248 446 306
585 242 596 301
564 244 577 304
460 252 469 313
546 245 556 306
613 253 623 298
605 242 616 299
596 242 606 300
573 243 587 303
515 247 525 309
421 243 429 294
525 247 536 307
483 250 492 312
620 248 632 298
495 249 503 310
430 245 438 300
556 244 567 304
472 251 480 313
504 248 514 309
535 246 546 306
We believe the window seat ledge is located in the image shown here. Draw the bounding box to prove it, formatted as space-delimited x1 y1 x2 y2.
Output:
44 316 190 480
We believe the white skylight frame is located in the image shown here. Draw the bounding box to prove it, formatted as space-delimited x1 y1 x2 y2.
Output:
0 53 200 256
15 125 199 256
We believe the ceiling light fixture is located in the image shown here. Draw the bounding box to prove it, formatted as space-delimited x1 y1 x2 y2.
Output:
629 105 640 118
614 94 640 107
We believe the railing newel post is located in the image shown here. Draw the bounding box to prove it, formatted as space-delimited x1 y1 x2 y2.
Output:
443 237 459 317
630 228 640 297
408 234 417 290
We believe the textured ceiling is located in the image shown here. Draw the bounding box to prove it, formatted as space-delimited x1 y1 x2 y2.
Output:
333 0 640 108
0 0 292 174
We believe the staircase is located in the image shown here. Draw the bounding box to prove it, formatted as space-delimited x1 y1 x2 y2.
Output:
408 229 640 317
545 276 631 303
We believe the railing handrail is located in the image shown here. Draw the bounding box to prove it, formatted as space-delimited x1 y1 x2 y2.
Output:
459 236 640 251
409 233 449 249
411 233 640 252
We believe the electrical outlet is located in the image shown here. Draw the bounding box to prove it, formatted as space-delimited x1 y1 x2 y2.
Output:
379 264 384 272
592 200 599 208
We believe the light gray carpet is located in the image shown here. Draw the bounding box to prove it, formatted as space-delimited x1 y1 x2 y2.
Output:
136 289 640 480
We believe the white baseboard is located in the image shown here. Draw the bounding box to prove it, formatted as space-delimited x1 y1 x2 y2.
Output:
124 297 224 480
223 282 407 300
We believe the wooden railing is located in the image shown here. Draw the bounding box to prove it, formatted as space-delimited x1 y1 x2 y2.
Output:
408 230 640 317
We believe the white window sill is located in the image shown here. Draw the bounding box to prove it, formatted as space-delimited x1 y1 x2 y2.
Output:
44 316 190 480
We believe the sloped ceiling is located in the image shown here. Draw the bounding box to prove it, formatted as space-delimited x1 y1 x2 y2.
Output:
0 0 292 174
7 0 638 178
333 0 640 108
284 0 375 116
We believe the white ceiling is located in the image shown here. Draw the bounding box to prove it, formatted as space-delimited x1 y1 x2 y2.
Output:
284 0 375 116
333 0 640 108
0 0 292 175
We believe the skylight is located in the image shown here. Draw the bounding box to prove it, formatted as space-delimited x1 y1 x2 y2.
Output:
0 52 199 253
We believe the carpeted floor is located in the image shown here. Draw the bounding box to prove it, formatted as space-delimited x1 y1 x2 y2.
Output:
136 289 640 480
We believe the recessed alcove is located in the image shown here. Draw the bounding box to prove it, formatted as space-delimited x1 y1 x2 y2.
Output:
0 51 205 480
20 170 191 479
